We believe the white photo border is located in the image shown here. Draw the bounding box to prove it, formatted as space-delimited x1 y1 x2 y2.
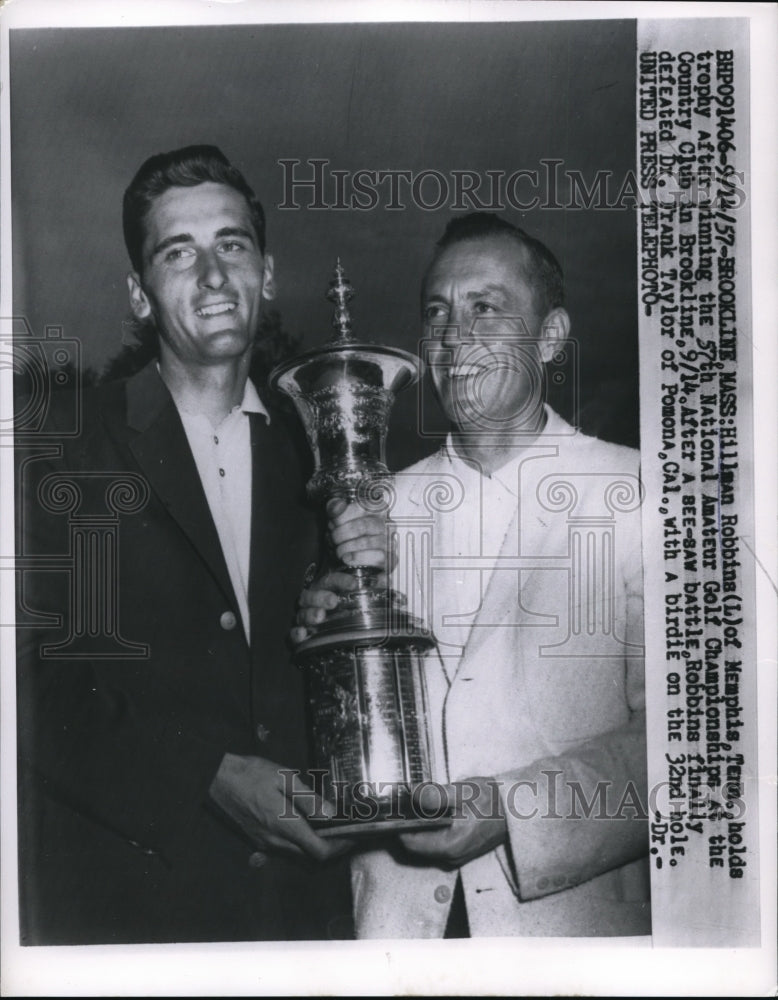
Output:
1 1 775 995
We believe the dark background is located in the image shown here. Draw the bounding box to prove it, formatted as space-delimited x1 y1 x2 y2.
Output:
10 19 639 468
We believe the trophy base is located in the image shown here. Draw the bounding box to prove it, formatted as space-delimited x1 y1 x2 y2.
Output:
311 807 454 839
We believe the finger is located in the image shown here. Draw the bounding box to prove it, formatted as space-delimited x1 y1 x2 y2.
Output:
326 496 349 519
249 829 309 859
281 816 344 861
298 587 340 611
296 606 324 627
399 828 453 854
297 574 356 612
288 804 357 861
261 807 337 862
282 772 331 823
317 836 355 860
413 782 457 815
327 498 378 527
335 510 383 531
339 547 387 568
396 783 456 855
329 514 386 545
276 775 346 862
290 625 310 644
303 571 359 596
333 533 388 560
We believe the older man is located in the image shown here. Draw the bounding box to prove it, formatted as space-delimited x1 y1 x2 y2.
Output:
299 213 649 938
15 145 352 944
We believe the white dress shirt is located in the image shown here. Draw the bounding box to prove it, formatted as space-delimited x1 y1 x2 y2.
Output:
174 378 269 644
432 436 524 663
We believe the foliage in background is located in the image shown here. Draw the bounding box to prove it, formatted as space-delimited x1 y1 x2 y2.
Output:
99 308 300 389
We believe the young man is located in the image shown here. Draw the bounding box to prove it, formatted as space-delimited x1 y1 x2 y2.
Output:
16 146 353 944
298 213 649 938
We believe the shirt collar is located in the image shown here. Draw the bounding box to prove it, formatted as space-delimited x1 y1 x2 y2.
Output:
442 440 521 499
442 404 573 498
240 377 270 423
156 361 270 424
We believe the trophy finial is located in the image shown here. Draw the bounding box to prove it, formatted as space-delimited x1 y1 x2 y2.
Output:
327 259 355 342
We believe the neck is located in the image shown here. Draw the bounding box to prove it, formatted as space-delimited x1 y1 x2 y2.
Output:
158 352 251 427
450 408 548 476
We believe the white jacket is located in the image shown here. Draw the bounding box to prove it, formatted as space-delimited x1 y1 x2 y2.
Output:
351 409 650 937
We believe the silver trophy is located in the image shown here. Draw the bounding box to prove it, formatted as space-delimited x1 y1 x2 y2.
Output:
270 262 449 835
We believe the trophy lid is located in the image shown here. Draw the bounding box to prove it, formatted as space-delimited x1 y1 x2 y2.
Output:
269 261 424 396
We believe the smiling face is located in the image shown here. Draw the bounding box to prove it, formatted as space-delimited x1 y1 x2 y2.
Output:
422 235 568 434
127 182 274 371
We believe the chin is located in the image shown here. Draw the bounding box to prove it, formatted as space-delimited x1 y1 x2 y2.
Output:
201 328 252 353
432 387 460 427
436 388 487 428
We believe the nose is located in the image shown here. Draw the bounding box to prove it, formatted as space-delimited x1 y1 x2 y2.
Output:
197 250 228 290
440 305 473 349
439 324 459 352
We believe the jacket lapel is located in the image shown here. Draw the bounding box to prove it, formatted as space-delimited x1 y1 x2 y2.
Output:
399 452 459 684
246 410 296 640
453 433 577 670
121 363 238 611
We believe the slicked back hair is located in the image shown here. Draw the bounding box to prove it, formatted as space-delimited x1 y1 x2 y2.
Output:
430 212 564 318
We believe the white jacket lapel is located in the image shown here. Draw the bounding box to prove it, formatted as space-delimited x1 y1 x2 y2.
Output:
453 420 582 670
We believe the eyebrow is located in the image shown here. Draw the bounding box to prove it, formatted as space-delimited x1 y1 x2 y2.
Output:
424 283 509 302
150 226 256 260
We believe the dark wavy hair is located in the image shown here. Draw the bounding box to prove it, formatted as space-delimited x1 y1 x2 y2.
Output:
122 144 266 275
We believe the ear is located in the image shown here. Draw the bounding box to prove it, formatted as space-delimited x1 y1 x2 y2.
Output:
127 272 152 321
538 307 570 364
261 254 276 301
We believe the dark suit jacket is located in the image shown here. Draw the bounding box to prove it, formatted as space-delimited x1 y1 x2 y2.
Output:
15 362 352 944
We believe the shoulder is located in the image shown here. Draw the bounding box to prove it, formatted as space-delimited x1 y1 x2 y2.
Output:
538 410 644 537
549 408 641 479
569 430 641 477
388 448 453 515
560 431 643 527
392 448 449 496
15 375 128 452
395 449 446 478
